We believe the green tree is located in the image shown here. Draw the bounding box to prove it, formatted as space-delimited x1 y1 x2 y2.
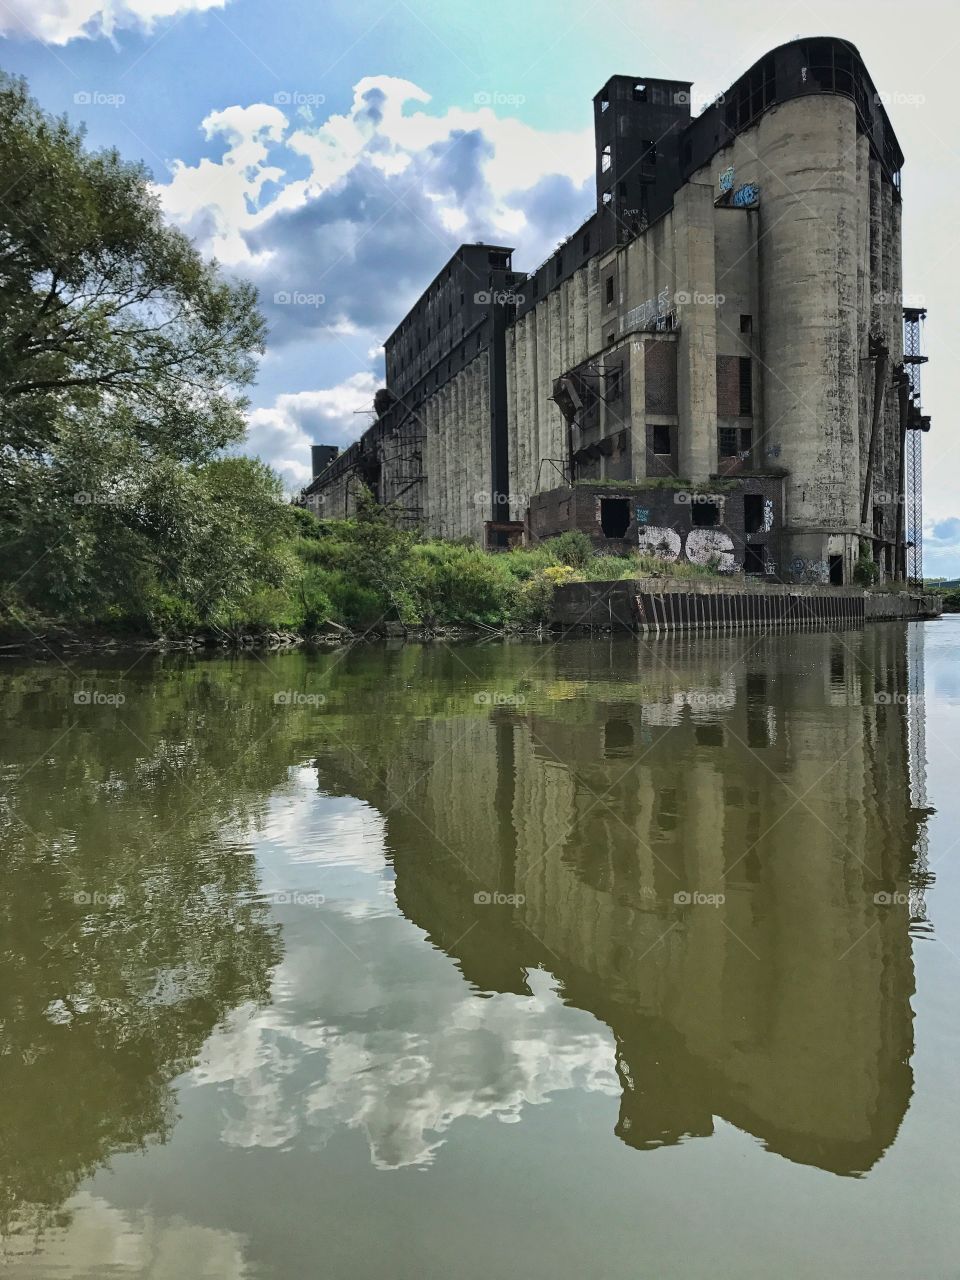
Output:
0 73 264 465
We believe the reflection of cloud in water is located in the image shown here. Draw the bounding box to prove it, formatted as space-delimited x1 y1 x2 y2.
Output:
192 921 617 1170
258 766 388 876
1 1193 250 1278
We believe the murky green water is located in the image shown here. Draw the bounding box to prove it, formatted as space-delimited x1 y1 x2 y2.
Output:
2 621 959 1278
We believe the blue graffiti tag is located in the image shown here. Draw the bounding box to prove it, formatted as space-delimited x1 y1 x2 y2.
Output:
732 183 761 208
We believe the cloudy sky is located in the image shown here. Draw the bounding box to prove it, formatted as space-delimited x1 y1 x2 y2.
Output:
2 0 957 574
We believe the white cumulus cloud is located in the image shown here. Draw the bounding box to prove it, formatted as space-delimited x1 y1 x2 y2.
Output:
0 0 228 44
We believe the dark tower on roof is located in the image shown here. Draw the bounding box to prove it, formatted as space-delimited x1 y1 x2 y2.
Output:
593 75 692 252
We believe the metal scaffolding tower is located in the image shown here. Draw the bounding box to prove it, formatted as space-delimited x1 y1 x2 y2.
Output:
903 307 930 586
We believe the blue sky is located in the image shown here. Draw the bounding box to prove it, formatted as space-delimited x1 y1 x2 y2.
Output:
2 0 957 575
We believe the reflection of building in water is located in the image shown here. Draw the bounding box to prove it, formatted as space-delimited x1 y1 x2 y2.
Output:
907 623 933 923
315 626 930 1177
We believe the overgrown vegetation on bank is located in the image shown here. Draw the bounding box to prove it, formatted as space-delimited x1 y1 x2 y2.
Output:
3 481 723 639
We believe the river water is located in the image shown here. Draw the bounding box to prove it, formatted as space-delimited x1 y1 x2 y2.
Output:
1 620 959 1278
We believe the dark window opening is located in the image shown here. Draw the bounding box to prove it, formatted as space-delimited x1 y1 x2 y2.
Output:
719 427 738 457
746 671 767 701
830 644 844 686
600 497 631 538
601 144 612 173
739 357 753 415
605 276 615 305
607 366 622 401
488 251 509 269
582 231 590 254
744 543 765 574
692 500 720 527
604 718 634 757
555 255 563 278
829 554 844 586
656 787 677 831
744 493 764 534
605 330 615 346
652 424 671 455
633 82 648 102
740 314 753 333
600 89 609 113
695 724 724 747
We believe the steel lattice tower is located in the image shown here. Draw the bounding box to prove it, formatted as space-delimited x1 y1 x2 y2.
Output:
903 308 929 586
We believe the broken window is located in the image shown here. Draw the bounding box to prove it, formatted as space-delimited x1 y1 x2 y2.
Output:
691 500 720 527
601 144 612 173
606 365 622 401
633 82 648 102
719 427 738 458
605 276 615 305
744 543 765 574
744 493 764 534
600 497 631 537
829 554 844 585
652 424 671 455
739 356 753 415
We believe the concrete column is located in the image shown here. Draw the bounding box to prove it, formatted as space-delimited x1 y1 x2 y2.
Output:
674 181 718 481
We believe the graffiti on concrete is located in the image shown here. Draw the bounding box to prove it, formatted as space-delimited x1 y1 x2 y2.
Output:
635 505 650 524
624 284 672 332
686 527 737 572
637 525 682 561
719 165 735 194
732 183 761 208
638 525 738 573
762 498 774 532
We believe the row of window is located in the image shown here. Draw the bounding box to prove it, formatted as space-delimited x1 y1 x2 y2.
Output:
644 424 754 459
